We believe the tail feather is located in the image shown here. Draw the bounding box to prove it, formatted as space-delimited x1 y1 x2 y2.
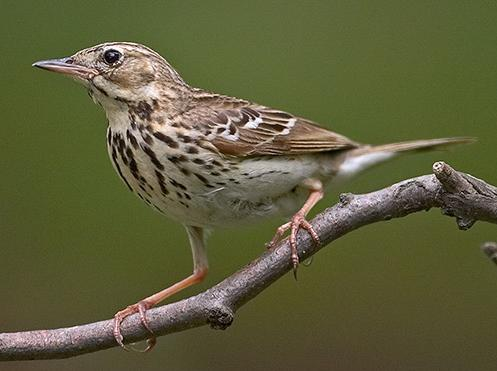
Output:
357 137 476 155
334 137 475 182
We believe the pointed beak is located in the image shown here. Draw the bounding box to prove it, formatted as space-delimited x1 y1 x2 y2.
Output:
32 57 98 79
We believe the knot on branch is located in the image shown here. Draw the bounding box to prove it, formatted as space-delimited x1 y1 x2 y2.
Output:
432 161 497 230
339 192 356 206
207 305 234 330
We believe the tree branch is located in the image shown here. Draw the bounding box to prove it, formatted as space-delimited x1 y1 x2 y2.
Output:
1 161 496 361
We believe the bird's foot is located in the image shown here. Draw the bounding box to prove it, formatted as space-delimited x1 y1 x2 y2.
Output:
113 300 156 352
266 211 321 278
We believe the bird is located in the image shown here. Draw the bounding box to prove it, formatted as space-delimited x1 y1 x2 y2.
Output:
33 42 473 350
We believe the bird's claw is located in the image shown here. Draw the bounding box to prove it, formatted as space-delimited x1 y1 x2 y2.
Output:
113 300 156 352
266 212 320 277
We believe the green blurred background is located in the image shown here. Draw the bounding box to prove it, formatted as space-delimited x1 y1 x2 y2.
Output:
1 1 497 370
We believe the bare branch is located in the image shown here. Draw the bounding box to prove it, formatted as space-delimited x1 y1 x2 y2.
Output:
1 162 496 361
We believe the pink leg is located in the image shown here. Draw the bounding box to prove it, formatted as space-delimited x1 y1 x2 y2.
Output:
266 179 324 277
114 225 208 351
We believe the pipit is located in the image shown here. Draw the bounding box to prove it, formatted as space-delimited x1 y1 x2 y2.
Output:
33 42 472 350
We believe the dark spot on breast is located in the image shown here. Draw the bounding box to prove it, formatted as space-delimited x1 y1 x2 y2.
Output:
128 161 138 177
114 134 128 165
228 124 236 135
153 132 179 148
180 167 191 176
142 144 164 170
129 116 137 130
184 193 191 200
212 160 223 167
126 130 139 149
210 172 221 176
155 170 169 195
194 173 208 184
128 158 140 181
193 158 205 165
167 155 187 164
178 134 192 143
204 164 214 170
133 101 154 121
110 145 133 192
125 147 133 160
141 132 153 145
117 136 125 153
120 152 128 165
170 178 187 191
186 146 199 154
126 144 134 159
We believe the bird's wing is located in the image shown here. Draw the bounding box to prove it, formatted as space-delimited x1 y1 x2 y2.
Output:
196 104 359 157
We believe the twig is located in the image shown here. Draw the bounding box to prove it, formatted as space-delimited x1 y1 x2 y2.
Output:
1 162 496 361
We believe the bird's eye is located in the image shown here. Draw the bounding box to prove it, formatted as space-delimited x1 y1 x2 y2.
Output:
103 49 122 65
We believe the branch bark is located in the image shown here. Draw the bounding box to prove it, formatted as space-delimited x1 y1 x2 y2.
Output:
1 162 496 361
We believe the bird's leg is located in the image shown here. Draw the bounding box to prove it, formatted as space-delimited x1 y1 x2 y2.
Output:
114 225 208 351
266 178 323 277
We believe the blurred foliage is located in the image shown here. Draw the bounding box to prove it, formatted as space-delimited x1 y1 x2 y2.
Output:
1 1 497 370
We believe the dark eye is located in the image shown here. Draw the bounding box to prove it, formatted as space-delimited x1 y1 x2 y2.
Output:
103 49 121 65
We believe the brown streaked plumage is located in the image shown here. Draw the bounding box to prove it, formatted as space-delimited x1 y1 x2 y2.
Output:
33 42 474 351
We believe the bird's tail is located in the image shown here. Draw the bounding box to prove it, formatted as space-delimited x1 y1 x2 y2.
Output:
334 137 475 181
355 137 476 155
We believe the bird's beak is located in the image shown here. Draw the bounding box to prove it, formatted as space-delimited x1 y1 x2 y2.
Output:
32 57 98 80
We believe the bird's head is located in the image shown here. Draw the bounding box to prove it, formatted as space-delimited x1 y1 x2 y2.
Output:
33 42 189 110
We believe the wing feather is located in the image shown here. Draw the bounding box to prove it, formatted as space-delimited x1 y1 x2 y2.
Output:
201 104 359 157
